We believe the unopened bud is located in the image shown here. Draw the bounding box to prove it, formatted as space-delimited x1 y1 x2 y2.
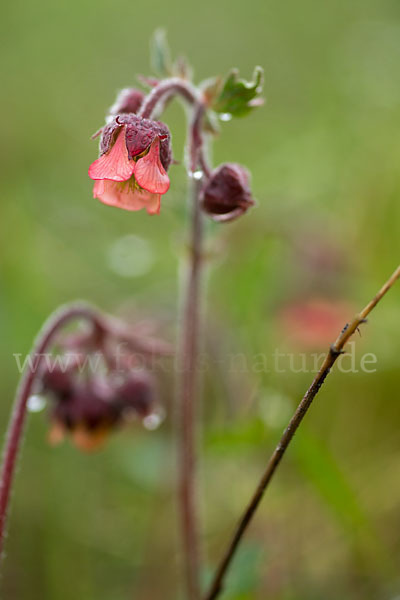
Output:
201 163 255 222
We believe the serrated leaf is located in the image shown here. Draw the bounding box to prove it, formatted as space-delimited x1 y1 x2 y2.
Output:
213 66 264 118
150 29 172 76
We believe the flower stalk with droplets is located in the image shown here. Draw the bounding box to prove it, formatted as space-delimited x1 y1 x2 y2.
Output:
86 35 263 600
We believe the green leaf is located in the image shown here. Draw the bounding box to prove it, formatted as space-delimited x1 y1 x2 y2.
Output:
213 66 264 118
150 29 172 76
293 428 373 535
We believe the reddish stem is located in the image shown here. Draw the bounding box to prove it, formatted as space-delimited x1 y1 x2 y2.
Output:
177 172 204 600
139 78 200 120
139 77 212 180
0 303 106 558
141 78 210 600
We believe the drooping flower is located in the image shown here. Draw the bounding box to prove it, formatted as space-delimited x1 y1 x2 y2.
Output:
201 163 255 222
43 365 157 451
89 114 172 214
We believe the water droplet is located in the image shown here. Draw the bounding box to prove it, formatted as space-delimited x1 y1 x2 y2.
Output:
192 170 203 181
219 113 232 122
27 395 47 413
143 408 165 431
107 235 154 278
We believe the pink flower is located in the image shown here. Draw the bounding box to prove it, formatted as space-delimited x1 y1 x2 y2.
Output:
279 298 352 350
89 114 172 214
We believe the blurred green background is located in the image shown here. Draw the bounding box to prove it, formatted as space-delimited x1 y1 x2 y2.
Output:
1 0 400 598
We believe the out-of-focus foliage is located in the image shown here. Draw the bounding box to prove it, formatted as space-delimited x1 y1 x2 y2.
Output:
1 0 400 598
212 66 263 117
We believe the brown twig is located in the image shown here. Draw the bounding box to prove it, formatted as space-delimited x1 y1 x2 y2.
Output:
205 264 400 600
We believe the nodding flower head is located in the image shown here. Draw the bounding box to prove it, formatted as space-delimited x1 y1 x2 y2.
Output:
108 88 145 116
89 114 172 215
201 163 255 222
44 366 157 452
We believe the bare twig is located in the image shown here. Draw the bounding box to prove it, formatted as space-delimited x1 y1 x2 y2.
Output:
205 265 400 600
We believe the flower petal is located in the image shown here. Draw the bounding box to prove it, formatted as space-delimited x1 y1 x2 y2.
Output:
88 127 135 182
72 425 110 452
48 421 66 446
93 179 161 214
134 138 170 194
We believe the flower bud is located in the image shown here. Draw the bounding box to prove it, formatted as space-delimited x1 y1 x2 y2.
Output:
42 365 73 397
201 163 255 222
114 371 156 418
108 88 145 116
48 378 118 451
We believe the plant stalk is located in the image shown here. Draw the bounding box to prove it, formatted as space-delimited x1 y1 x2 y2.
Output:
177 174 204 600
140 78 209 600
0 303 104 559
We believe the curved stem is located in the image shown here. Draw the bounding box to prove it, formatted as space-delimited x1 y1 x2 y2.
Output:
139 77 212 180
205 264 400 600
139 78 200 120
141 77 210 600
0 303 105 559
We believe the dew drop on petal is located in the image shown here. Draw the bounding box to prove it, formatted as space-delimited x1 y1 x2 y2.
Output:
27 395 47 413
107 234 155 278
143 408 165 431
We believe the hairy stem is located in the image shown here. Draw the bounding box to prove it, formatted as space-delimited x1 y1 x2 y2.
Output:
139 78 200 120
177 105 209 600
141 77 210 599
0 303 106 559
205 264 400 600
139 77 212 180
177 174 204 600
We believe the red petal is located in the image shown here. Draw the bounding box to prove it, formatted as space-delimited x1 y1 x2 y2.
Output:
134 138 170 194
93 179 161 214
88 127 135 182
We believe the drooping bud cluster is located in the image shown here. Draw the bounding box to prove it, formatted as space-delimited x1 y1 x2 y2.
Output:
43 365 156 451
37 314 169 451
201 163 255 222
